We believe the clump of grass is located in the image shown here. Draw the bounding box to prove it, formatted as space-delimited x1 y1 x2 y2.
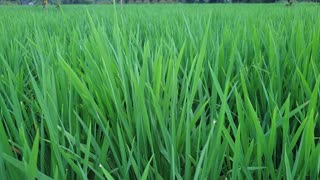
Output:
0 4 319 179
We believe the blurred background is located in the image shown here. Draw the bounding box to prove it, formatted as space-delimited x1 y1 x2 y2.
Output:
1 0 319 6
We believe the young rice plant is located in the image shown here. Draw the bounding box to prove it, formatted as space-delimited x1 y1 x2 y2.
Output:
0 3 319 180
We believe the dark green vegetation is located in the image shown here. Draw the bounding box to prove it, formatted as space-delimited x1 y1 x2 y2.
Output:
2 0 320 6
0 4 319 179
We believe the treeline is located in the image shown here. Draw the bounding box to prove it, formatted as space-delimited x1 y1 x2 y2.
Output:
59 0 320 3
1 0 319 5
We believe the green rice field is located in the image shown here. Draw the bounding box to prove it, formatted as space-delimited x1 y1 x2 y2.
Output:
0 4 319 179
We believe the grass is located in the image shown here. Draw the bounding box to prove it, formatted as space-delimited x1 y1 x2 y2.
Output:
0 3 319 179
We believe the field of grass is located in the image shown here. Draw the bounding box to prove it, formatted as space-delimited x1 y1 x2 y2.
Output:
0 3 319 179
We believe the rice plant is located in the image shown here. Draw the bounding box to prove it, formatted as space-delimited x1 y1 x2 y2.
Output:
0 4 319 179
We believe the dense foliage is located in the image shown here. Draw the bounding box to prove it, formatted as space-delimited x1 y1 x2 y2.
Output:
1 0 320 5
0 4 319 179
